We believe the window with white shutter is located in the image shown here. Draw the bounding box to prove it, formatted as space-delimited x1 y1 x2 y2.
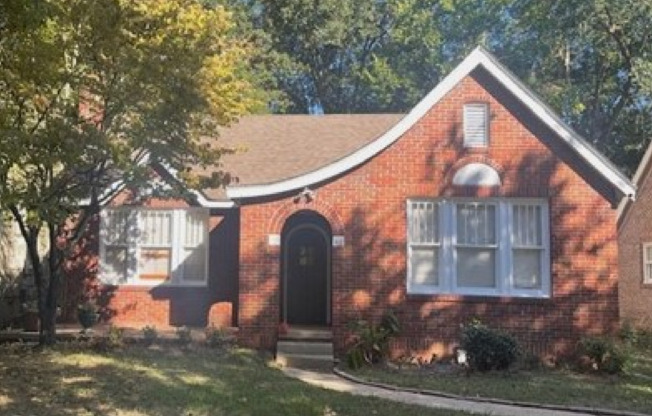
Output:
138 211 173 281
463 103 489 147
181 210 208 282
100 208 209 286
100 210 131 284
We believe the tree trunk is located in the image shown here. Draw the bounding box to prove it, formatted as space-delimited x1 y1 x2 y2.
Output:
40 225 64 345
39 302 58 345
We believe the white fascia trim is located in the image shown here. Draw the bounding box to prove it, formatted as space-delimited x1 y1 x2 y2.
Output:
476 49 636 199
631 140 652 187
617 141 651 219
192 191 236 208
226 52 480 199
157 161 235 208
226 46 635 200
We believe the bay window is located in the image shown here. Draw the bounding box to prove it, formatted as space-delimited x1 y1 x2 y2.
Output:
407 199 550 297
100 208 209 285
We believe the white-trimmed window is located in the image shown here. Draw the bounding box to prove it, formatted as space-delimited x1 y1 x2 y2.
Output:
643 243 652 284
100 208 209 286
407 201 440 291
407 199 550 297
463 103 489 147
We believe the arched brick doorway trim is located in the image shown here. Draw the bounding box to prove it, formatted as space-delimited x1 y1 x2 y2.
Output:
280 210 332 326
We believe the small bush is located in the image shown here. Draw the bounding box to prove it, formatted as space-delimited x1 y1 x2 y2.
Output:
578 337 629 374
176 326 192 346
619 322 652 350
142 325 158 346
205 325 234 349
460 321 519 372
346 311 400 370
95 325 124 351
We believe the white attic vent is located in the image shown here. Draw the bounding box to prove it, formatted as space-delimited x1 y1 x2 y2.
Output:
463 103 489 147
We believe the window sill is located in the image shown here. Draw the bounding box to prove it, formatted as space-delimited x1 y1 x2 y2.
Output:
406 291 551 303
99 281 208 289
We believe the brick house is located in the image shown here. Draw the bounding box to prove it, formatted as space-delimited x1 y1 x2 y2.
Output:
70 47 635 359
618 141 652 330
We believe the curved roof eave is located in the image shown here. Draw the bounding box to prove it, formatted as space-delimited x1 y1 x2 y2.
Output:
224 46 635 201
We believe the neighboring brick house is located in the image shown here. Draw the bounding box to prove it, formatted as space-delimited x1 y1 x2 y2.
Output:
69 47 636 359
618 141 652 330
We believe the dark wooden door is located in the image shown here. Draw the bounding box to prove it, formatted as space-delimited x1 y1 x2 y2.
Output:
286 227 328 325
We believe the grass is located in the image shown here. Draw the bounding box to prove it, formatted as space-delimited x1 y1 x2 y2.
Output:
0 343 470 416
348 345 652 414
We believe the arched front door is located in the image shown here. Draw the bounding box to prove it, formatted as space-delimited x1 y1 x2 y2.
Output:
282 212 331 326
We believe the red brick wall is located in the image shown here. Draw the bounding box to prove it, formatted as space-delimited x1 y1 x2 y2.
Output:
64 196 239 329
618 161 652 329
238 72 620 359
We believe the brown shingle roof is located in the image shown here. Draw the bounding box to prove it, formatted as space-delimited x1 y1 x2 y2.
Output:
201 114 404 200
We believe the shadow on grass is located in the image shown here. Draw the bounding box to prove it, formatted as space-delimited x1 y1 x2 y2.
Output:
0 344 466 416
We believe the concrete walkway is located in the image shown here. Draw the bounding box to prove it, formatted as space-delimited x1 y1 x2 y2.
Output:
282 367 597 416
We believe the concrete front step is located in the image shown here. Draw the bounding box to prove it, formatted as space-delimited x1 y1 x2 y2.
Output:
280 326 332 341
277 340 334 356
276 329 335 371
276 352 335 371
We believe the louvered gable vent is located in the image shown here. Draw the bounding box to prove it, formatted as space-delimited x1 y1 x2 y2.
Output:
463 103 488 147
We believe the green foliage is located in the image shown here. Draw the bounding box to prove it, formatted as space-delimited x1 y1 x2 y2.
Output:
346 311 400 370
0 0 264 343
95 325 125 351
578 337 629 374
176 326 193 346
141 325 158 346
619 321 652 350
459 321 519 372
77 301 98 330
229 0 652 175
205 325 234 349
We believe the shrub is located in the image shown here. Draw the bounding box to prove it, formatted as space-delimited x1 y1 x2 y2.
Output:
578 337 629 374
95 325 124 351
459 321 519 372
619 322 652 350
176 326 192 346
205 325 234 349
346 311 400 370
142 325 158 346
77 301 98 331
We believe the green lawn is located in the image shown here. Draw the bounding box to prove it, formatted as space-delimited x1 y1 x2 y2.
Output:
0 343 469 416
348 345 652 414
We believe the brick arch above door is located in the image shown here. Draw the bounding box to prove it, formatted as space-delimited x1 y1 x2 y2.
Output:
266 197 345 236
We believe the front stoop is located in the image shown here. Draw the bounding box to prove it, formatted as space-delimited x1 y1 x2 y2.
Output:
276 327 335 371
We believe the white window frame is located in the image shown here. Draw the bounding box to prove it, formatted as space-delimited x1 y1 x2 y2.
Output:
452 201 501 296
406 198 550 298
643 243 652 284
463 103 489 148
99 208 209 286
407 200 442 294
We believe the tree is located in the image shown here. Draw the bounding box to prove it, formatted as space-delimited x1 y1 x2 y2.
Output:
231 0 652 173
500 0 652 174
0 0 263 344
227 0 508 113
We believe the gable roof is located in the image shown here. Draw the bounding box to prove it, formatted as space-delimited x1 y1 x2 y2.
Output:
618 140 652 222
180 46 636 205
198 114 403 201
